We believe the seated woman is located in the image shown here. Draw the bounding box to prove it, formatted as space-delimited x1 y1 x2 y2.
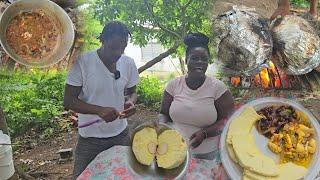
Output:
158 33 235 159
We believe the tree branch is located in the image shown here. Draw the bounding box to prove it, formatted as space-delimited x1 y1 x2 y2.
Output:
144 0 181 38
138 42 181 73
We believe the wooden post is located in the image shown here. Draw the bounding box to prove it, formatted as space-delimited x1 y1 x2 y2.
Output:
0 105 9 135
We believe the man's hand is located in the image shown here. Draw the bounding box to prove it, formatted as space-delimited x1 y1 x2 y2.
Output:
189 130 207 149
270 7 290 20
119 101 136 119
97 107 119 122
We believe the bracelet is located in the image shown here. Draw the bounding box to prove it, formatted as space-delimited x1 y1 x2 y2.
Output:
201 129 208 139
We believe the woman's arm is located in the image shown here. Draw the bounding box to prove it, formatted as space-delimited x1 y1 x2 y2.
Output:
190 90 234 148
203 90 235 137
158 90 174 123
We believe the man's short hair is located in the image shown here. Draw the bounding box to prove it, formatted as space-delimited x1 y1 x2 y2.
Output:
99 21 131 41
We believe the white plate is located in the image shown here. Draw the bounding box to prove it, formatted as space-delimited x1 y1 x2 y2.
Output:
220 97 320 180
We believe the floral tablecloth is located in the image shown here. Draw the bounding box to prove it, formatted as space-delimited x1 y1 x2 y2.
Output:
77 144 320 180
77 145 229 180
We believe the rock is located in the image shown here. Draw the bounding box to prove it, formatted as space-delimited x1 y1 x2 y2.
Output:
57 148 73 160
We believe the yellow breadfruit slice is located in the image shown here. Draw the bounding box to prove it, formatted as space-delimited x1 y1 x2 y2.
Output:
273 163 307 180
227 107 263 144
243 162 307 180
156 130 187 169
132 127 158 166
227 143 238 163
242 174 253 180
232 134 278 177
244 169 270 180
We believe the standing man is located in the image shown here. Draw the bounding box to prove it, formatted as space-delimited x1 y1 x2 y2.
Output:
212 0 279 19
271 0 320 72
63 21 139 179
271 0 318 19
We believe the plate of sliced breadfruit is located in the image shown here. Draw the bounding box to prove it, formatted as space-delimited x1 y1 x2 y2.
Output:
220 97 320 180
129 122 189 179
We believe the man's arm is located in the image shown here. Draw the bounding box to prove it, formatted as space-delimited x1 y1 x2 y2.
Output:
278 0 290 7
271 0 291 20
63 84 119 122
64 84 101 114
309 0 317 17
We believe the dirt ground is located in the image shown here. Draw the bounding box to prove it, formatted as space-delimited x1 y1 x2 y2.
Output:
10 90 320 180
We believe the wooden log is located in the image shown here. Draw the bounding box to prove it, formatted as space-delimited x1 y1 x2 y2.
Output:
305 72 319 91
298 75 313 91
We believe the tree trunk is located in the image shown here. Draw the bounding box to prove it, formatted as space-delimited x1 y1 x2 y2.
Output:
0 105 9 135
178 57 186 74
138 42 180 73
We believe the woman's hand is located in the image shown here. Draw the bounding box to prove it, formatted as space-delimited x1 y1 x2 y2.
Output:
190 129 207 149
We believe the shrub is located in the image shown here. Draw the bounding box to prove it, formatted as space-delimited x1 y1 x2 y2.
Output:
290 0 310 8
137 76 165 110
0 69 66 137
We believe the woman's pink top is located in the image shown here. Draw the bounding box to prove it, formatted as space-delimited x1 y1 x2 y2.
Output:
166 75 228 154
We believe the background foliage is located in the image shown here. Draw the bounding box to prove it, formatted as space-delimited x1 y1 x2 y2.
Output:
87 0 213 73
137 76 165 109
290 0 311 8
79 7 103 52
0 69 66 136
0 68 167 136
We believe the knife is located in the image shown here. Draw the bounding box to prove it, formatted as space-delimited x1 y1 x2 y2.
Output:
78 111 127 128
